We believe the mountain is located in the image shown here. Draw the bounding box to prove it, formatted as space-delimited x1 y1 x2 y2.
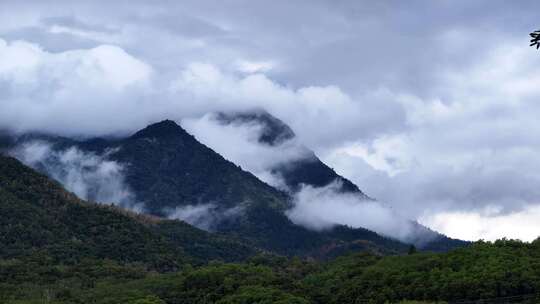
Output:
0 154 258 267
0 154 186 270
0 158 532 304
100 120 410 256
215 111 367 195
101 119 291 215
0 158 533 304
2 121 411 257
214 110 468 252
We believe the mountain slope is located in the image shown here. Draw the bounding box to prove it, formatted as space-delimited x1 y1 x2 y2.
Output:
0 155 187 270
107 121 409 255
0 155 258 267
3 122 412 257
112 120 290 215
215 111 369 195
214 110 469 252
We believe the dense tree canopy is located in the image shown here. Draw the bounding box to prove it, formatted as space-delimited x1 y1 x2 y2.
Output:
3 240 540 303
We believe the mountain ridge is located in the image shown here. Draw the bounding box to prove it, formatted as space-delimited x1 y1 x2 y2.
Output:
215 110 369 195
212 110 469 251
1 116 466 257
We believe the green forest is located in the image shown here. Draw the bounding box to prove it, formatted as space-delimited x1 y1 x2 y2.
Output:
2 240 540 303
2 154 540 303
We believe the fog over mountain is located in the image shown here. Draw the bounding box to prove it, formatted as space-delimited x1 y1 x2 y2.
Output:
10 140 142 210
2 0 540 241
183 111 425 243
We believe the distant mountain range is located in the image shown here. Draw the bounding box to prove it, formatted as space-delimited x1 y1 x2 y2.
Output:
0 110 467 260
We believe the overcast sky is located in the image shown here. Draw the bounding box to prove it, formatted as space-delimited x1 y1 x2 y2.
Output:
1 0 540 241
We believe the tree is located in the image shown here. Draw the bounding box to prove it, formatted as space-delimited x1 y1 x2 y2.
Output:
530 30 540 49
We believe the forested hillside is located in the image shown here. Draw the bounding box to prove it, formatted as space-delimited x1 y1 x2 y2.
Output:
0 155 260 267
0 155 187 270
2 153 540 304
2 121 414 257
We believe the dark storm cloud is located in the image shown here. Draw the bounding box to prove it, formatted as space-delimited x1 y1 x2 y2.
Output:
1 0 540 240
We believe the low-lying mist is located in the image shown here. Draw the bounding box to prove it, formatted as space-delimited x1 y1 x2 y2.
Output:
287 181 419 243
185 113 429 243
10 140 143 212
165 203 244 231
9 138 245 232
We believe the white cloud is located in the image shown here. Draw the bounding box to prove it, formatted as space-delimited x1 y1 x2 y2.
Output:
172 62 405 150
235 60 276 73
166 203 216 230
421 205 540 242
166 203 243 231
0 38 158 136
322 41 540 241
0 34 404 150
10 140 143 212
286 181 416 242
0 39 43 77
75 45 152 89
330 135 413 177
182 113 310 189
0 38 151 88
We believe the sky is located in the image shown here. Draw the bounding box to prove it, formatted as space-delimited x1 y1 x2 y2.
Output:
1 0 540 241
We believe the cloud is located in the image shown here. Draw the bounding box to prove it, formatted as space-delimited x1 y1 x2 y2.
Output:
0 38 151 88
182 113 310 189
166 203 243 231
235 60 276 74
172 62 405 149
0 36 403 150
43 16 122 44
184 113 435 243
286 181 417 243
421 206 540 242
0 38 155 136
322 44 540 241
10 140 143 212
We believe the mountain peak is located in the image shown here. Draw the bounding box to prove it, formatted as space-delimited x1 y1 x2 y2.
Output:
215 110 295 146
215 109 369 195
131 119 189 139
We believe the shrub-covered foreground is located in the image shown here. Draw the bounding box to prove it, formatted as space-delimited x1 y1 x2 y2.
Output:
2 239 540 304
